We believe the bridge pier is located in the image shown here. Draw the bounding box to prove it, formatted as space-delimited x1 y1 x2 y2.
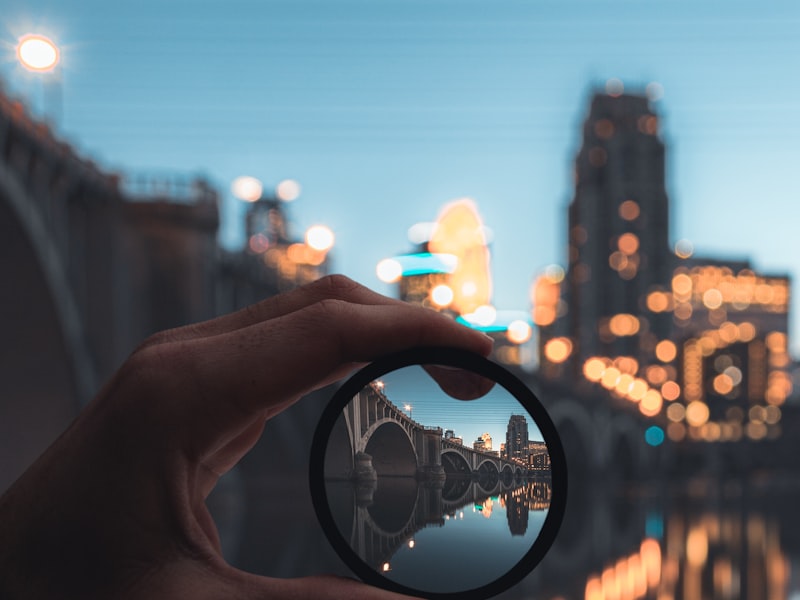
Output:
354 452 377 482
416 427 446 481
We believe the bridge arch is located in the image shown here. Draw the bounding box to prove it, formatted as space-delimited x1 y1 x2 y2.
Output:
547 396 596 476
441 449 471 477
324 414 355 479
363 420 417 477
0 160 96 490
476 459 499 490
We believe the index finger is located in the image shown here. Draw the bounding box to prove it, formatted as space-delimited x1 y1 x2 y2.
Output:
152 298 494 455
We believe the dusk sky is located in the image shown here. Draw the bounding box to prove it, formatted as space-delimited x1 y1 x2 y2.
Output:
3 0 800 350
379 365 544 454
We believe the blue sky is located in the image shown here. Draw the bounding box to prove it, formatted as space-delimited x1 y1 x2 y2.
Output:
3 0 800 350
380 365 544 453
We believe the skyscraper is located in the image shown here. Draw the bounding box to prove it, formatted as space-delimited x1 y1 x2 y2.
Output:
506 414 529 461
564 92 673 371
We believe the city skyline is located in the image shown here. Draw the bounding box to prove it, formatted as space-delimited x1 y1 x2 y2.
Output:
3 0 800 352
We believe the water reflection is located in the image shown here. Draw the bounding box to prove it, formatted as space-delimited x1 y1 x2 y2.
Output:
325 475 552 593
581 485 791 600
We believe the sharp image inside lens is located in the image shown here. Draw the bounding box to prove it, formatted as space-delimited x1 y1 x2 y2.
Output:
321 362 555 596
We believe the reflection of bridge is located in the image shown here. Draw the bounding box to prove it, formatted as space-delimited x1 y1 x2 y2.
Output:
327 477 552 572
324 381 537 482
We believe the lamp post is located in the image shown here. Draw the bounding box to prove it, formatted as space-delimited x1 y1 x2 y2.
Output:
404 403 413 420
16 34 62 125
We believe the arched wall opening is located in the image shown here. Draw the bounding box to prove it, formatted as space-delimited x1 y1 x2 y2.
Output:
364 421 417 477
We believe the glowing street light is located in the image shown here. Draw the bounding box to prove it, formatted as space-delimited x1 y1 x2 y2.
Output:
231 176 263 202
305 225 334 252
275 179 301 202
16 34 60 72
404 404 413 420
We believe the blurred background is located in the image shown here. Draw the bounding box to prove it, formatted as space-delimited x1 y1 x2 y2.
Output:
2 0 800 598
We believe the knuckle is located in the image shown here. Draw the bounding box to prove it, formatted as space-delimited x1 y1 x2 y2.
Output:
314 274 361 297
309 297 351 321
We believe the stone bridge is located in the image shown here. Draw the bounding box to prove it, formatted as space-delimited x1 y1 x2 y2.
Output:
323 380 539 483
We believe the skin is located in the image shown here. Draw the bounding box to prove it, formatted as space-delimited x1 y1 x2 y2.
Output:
0 275 493 599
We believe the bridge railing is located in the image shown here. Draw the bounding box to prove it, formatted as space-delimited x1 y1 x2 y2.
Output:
120 173 218 205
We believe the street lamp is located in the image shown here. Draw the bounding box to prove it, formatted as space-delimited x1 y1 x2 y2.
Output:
16 34 62 126
404 403 413 420
16 34 60 72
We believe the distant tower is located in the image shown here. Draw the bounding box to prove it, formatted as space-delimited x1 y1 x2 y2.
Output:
480 432 493 451
506 415 529 460
565 91 672 369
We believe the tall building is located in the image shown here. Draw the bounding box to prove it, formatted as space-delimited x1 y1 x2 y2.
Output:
506 414 529 461
480 432 493 451
535 88 794 444
563 92 672 371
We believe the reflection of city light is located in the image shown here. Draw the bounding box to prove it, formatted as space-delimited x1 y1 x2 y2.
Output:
382 562 391 572
376 258 402 283
686 527 708 567
408 539 415 549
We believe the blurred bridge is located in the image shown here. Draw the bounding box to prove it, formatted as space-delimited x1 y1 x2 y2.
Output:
0 87 323 491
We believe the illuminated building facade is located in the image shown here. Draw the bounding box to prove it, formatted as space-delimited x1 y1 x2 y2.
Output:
378 199 535 367
535 89 793 443
658 256 790 442
480 432 493 451
506 414 529 461
240 194 332 292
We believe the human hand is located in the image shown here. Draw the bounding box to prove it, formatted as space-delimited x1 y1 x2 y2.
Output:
0 275 493 599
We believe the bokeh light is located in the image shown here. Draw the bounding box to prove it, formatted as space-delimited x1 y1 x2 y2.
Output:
17 34 60 72
275 179 301 202
376 258 402 283
305 225 334 251
231 176 263 202
506 319 532 344
430 284 454 307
